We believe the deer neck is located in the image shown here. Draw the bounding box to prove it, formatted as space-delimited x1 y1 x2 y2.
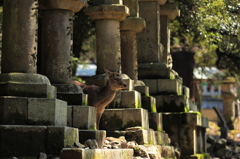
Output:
101 81 117 95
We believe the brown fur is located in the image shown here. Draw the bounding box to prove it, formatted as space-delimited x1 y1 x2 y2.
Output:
72 69 127 129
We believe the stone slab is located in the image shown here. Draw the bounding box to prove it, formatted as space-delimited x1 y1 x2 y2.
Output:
154 95 190 112
79 130 106 148
142 96 157 112
134 85 149 96
28 98 67 126
108 90 142 109
0 83 56 98
57 93 88 105
0 96 28 125
47 126 79 155
160 3 180 20
100 108 149 130
180 125 197 155
93 0 122 5
70 106 97 129
149 112 162 131
54 84 83 94
162 113 202 126
120 17 146 33
0 125 47 158
60 148 134 159
125 129 149 145
158 79 182 95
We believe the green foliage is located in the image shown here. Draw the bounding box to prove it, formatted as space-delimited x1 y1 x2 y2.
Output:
171 0 240 75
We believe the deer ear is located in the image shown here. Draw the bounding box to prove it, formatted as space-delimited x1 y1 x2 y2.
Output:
104 68 111 76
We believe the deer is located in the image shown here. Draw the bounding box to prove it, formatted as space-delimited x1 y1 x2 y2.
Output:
72 68 127 129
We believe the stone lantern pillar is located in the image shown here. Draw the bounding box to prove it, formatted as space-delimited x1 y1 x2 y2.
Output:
0 0 55 98
160 3 180 67
86 1 129 74
120 0 146 81
221 78 237 125
39 0 87 84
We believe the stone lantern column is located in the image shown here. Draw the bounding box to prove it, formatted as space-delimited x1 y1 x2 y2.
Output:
39 0 87 84
120 0 146 81
221 78 237 124
160 3 180 67
0 0 55 98
86 2 129 74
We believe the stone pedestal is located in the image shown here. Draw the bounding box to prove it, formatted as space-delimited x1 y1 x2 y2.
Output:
86 4 129 74
39 0 87 84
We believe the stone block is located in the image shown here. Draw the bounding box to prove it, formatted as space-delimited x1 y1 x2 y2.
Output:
139 0 167 5
148 129 157 144
93 0 123 5
182 86 190 98
161 146 176 158
0 96 28 125
163 125 180 144
160 3 180 20
47 126 79 155
39 0 87 13
60 148 134 159
155 131 170 145
57 93 88 105
86 4 129 21
189 100 198 111
72 106 97 129
142 96 157 112
0 125 47 158
28 98 67 126
180 125 197 155
181 113 202 126
106 130 126 138
158 79 182 95
108 90 142 109
0 83 56 98
155 95 189 112
125 129 149 145
149 113 162 131
138 63 178 79
141 79 158 94
120 17 146 33
79 130 106 148
100 108 149 130
123 0 139 16
134 85 149 96
162 113 182 126
67 106 73 127
202 116 209 128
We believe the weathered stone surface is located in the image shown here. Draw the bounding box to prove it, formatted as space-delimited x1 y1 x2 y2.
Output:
149 112 162 131
180 125 197 155
67 106 73 126
139 0 167 5
93 0 123 5
79 130 106 148
123 0 139 17
47 126 79 155
120 17 146 33
182 86 190 98
154 95 189 112
162 113 182 126
134 85 149 96
142 79 158 94
100 108 149 130
0 125 47 158
181 113 202 126
106 130 126 138
125 129 149 145
54 84 83 94
39 0 87 12
72 106 96 129
57 93 88 105
0 73 56 98
108 90 141 108
160 3 180 20
28 98 67 126
155 131 170 145
202 116 209 128
161 146 176 158
2 0 38 73
158 79 182 95
86 4 129 21
60 148 134 159
142 96 157 112
0 96 28 125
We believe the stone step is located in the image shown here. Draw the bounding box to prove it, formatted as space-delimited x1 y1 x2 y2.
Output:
181 153 210 159
0 125 79 158
141 96 157 112
0 96 68 126
67 106 96 129
60 148 134 159
142 79 182 95
78 130 106 148
58 93 88 105
125 128 170 145
134 80 150 96
154 95 190 112
100 108 149 130
108 90 142 109
149 112 162 132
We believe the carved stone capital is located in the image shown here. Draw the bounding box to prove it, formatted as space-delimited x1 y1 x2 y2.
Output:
139 0 167 5
160 3 180 20
120 17 146 33
86 4 129 21
39 0 87 13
